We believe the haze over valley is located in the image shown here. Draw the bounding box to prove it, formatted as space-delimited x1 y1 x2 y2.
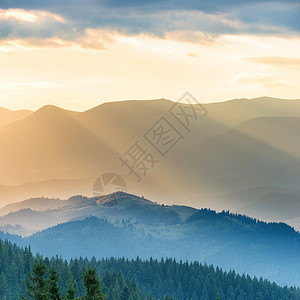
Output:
0 97 300 229
1 0 300 298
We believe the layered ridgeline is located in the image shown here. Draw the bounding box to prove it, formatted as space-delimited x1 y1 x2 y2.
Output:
0 97 300 228
1 239 300 300
0 239 146 300
0 106 32 127
2 192 300 287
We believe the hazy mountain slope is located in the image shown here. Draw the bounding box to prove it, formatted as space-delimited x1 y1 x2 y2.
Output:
0 197 65 216
0 98 223 205
61 192 191 225
0 195 92 233
0 193 196 233
76 99 175 151
0 97 300 208
0 178 93 208
2 98 300 182
1 238 298 300
0 224 32 236
27 217 137 259
204 97 300 128
22 205 300 287
77 97 300 153
0 208 56 231
207 186 300 220
2 191 300 285
0 107 32 127
0 105 117 186
223 187 300 221
182 116 300 206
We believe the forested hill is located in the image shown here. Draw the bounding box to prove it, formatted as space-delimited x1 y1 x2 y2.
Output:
1 239 300 300
24 212 300 286
2 192 300 286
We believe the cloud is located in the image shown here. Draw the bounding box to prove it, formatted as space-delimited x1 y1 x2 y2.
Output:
0 7 244 50
0 8 68 41
0 1 300 50
233 72 291 88
0 7 117 50
0 8 64 23
165 31 216 45
246 56 300 66
6 0 296 15
0 81 62 89
0 30 115 50
0 6 277 50
187 52 198 57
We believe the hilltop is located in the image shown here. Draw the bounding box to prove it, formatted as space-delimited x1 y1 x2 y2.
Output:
1 192 300 286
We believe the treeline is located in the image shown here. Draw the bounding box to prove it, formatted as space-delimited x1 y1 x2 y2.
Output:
20 257 107 299
97 257 300 300
0 240 149 300
1 239 300 300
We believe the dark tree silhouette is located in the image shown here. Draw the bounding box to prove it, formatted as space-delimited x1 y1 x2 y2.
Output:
83 267 106 300
21 257 49 300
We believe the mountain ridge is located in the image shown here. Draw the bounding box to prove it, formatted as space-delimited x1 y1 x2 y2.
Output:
1 97 300 226
0 106 32 127
0 191 299 286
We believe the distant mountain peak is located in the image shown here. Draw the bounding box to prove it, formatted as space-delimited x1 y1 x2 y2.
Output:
0 107 33 128
96 191 152 206
35 104 77 115
0 106 11 113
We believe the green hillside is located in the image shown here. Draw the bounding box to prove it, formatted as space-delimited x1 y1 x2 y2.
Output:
1 239 299 300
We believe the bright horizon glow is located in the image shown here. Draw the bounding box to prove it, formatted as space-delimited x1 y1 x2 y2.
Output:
0 6 300 111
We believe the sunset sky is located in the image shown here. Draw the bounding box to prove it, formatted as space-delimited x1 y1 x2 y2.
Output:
1 0 300 111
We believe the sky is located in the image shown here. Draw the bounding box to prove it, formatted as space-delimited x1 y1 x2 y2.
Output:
0 0 300 111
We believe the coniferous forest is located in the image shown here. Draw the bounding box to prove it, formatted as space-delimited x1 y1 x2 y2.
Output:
1 0 300 296
1 239 300 300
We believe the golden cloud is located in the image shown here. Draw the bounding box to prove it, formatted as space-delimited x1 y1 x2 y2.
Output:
246 56 300 66
0 8 65 23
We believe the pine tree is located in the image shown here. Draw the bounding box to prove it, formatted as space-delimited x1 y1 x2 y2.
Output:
47 267 61 300
64 280 77 300
83 267 107 300
21 257 49 300
190 291 198 300
120 286 130 300
146 293 155 300
101 270 112 292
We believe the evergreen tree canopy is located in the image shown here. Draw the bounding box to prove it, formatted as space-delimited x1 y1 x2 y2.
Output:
0 239 299 300
21 257 49 300
64 280 76 300
83 267 106 300
47 267 61 300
